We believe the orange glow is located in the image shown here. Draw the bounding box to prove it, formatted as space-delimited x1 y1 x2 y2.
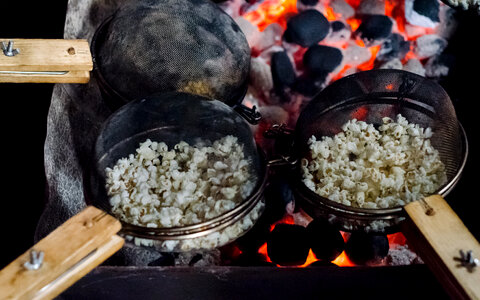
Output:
269 214 295 231
346 17 361 32
298 249 319 267
258 242 272 263
386 83 394 90
244 0 298 31
357 45 381 71
351 106 369 120
388 232 407 245
325 6 337 21
332 251 356 267
345 0 361 9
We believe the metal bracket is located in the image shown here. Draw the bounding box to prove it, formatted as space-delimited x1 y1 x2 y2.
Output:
23 250 44 271
454 250 479 272
2 40 20 57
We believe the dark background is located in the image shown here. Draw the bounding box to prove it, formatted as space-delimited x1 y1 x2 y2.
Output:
0 1 68 268
0 0 478 274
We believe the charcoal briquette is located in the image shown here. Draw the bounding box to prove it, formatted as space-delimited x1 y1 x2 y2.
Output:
293 75 324 97
307 218 345 262
267 224 310 266
331 20 346 32
270 51 296 91
344 232 389 265
283 10 330 47
355 15 393 45
263 177 295 223
413 0 440 22
303 45 343 75
377 33 411 62
299 0 319 5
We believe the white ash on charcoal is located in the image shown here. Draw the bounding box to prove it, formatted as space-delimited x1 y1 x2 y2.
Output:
249 56 274 99
355 15 394 46
424 54 455 78
376 33 411 62
175 250 222 267
356 0 386 16
403 58 426 76
413 34 448 59
387 244 424 266
234 16 261 48
435 5 458 40
217 0 245 19
329 0 355 20
283 9 330 47
258 45 284 64
254 23 283 53
323 21 351 47
379 58 403 70
404 24 430 39
342 42 372 67
405 0 440 28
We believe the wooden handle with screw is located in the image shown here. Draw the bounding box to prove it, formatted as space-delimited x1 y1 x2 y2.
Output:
0 39 92 83
403 195 480 300
0 206 124 300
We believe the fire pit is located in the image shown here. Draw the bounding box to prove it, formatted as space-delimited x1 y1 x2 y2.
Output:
24 0 480 298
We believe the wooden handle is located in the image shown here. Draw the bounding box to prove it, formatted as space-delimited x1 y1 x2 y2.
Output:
0 39 92 83
403 195 480 300
0 206 124 300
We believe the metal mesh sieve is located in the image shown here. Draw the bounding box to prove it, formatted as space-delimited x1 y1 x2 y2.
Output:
89 92 266 249
293 69 468 232
91 0 251 110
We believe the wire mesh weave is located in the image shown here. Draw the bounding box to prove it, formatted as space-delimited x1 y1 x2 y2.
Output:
93 0 251 106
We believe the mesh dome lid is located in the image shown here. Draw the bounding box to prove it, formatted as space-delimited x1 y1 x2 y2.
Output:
93 0 251 106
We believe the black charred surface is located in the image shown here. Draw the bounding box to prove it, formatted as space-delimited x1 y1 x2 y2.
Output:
294 75 325 97
355 15 393 45
271 51 296 102
307 219 345 262
413 0 440 22
345 232 389 265
376 33 411 62
331 20 346 32
283 10 330 47
267 224 310 266
303 45 343 75
300 0 319 5
308 260 339 267
263 177 295 223
148 253 176 266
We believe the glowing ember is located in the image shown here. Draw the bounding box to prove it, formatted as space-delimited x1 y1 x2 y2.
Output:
244 0 298 31
221 0 455 268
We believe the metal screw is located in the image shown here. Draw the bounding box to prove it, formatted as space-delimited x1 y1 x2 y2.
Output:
23 250 44 270
2 40 20 57
454 250 479 272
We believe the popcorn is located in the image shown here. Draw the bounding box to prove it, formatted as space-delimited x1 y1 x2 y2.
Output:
106 135 256 228
302 115 447 208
